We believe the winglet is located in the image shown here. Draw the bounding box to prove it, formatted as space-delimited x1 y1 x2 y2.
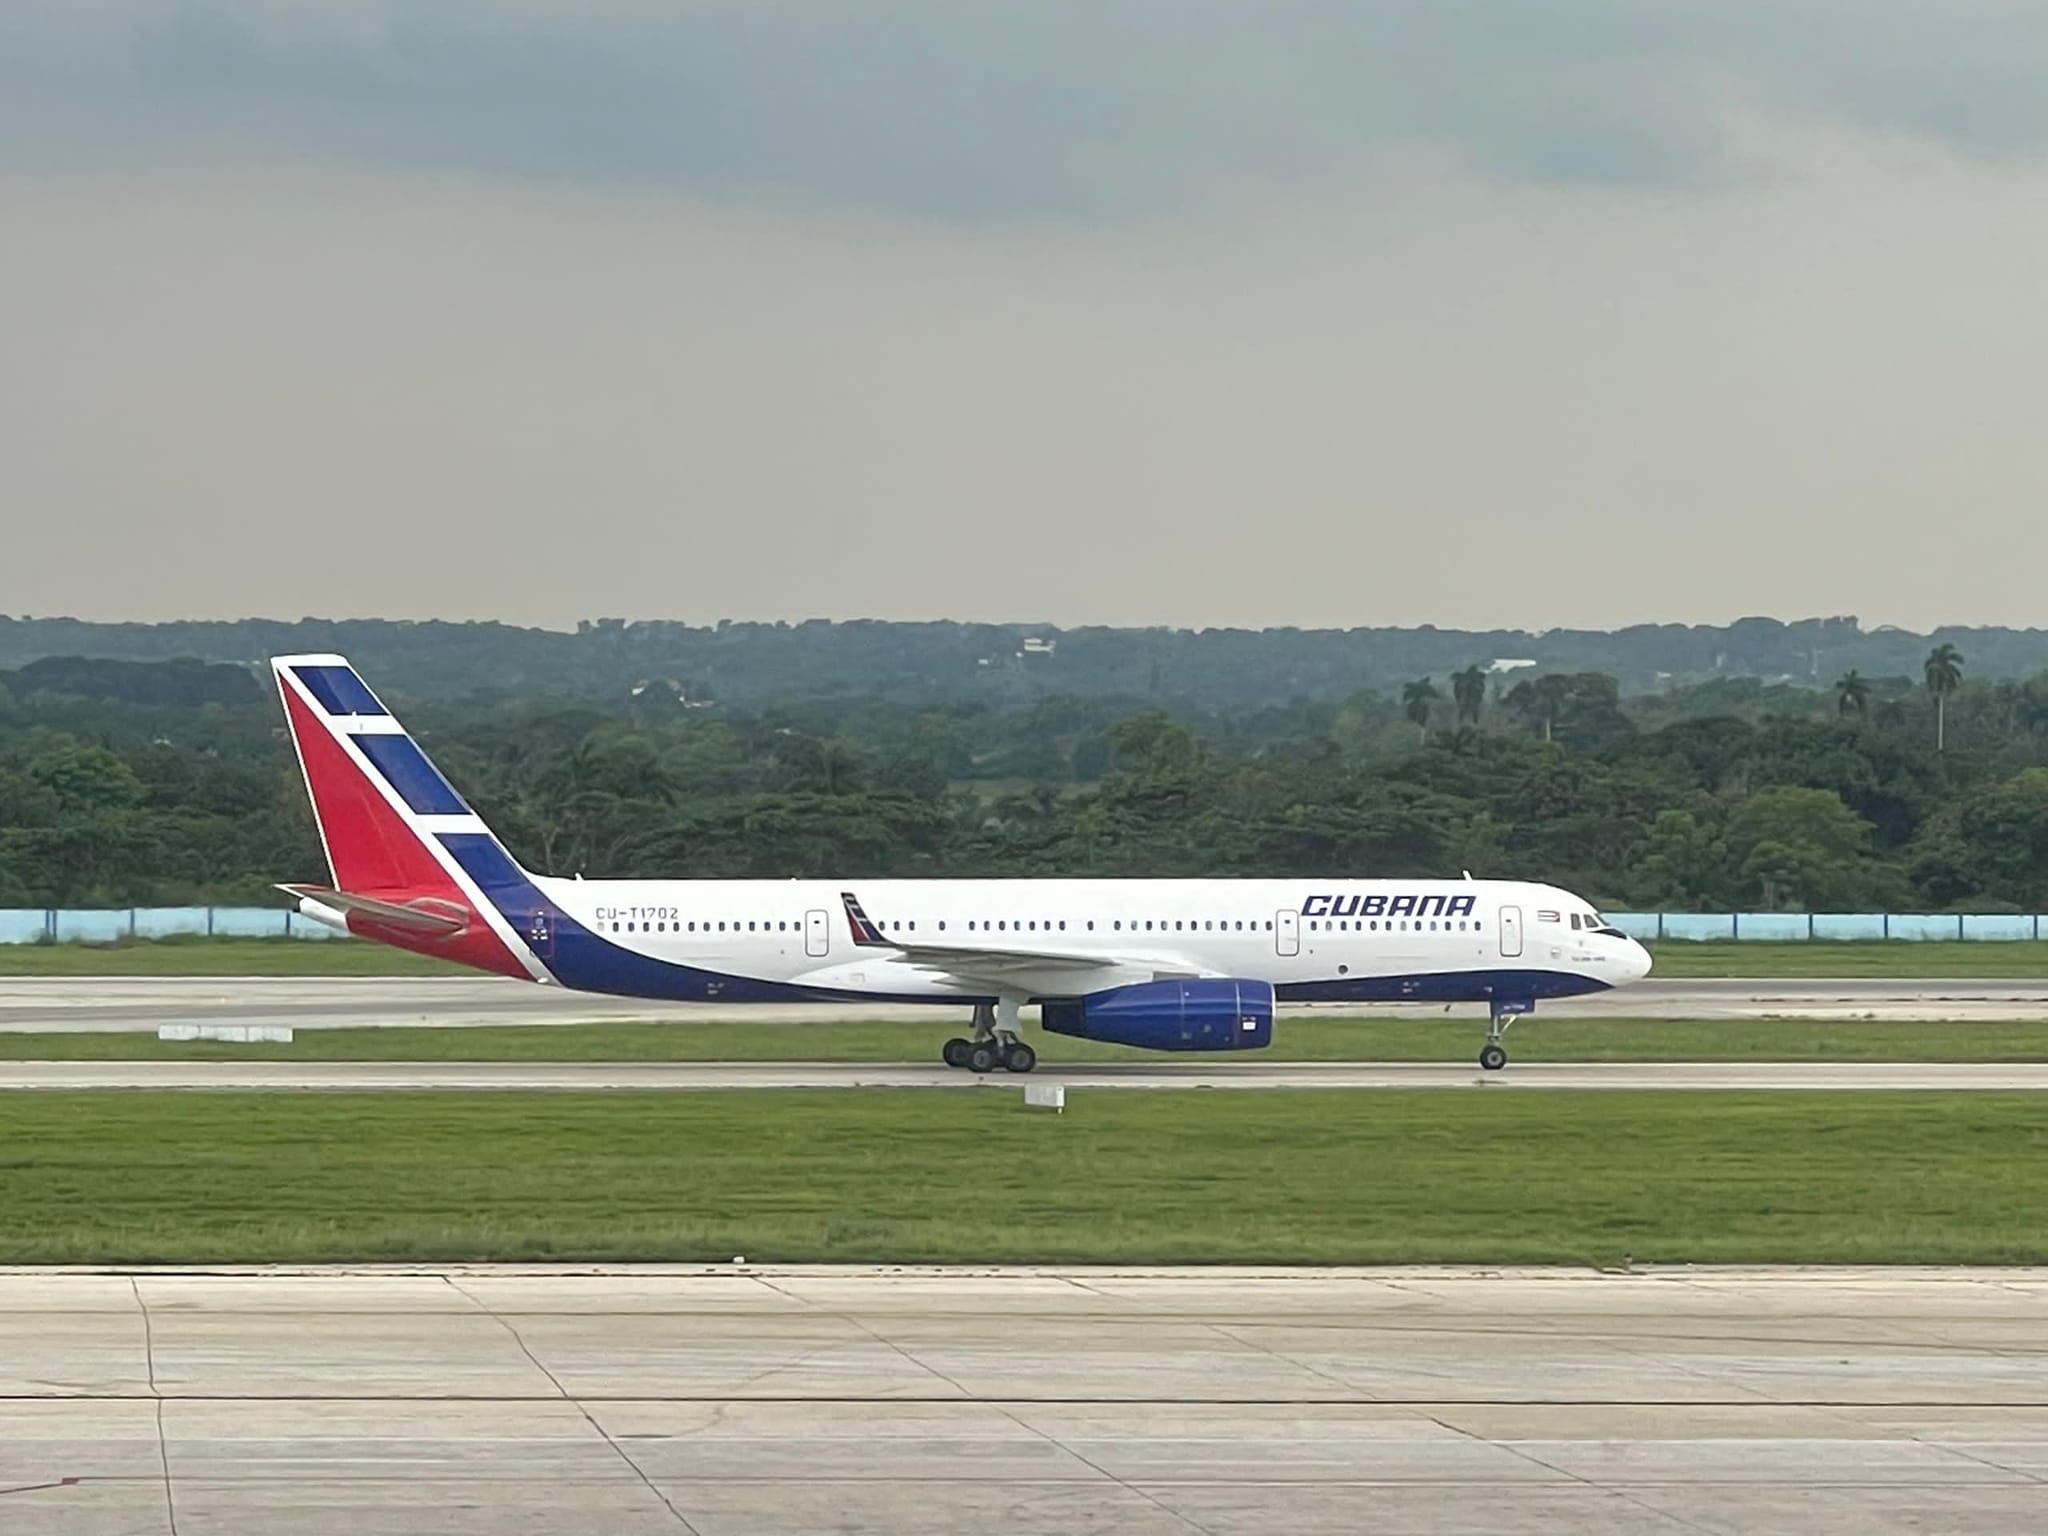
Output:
840 890 892 947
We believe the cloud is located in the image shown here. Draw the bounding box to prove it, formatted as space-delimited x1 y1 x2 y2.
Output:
4 3 2047 215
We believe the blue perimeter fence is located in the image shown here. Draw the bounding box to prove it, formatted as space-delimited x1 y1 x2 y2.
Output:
2 908 2048 945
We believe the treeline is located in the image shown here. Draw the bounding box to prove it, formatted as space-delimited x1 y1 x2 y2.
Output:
8 613 2048 708
5 652 2048 913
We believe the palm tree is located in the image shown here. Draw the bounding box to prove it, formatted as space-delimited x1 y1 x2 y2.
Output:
1451 664 1488 727
1532 673 1571 742
1401 678 1440 743
1501 674 1572 742
1924 643 1964 751
1835 669 1870 719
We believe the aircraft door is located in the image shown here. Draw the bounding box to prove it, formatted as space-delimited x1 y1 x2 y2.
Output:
804 908 830 958
1275 909 1300 958
1499 905 1524 958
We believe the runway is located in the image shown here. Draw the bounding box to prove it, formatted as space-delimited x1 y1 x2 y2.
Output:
5 1265 2046 1535
7 974 2048 1032
7 1060 2048 1091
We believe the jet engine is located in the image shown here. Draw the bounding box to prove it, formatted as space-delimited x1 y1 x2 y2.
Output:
1039 977 1273 1052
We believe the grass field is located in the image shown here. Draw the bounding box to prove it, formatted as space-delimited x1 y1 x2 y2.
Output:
5 1090 2044 1265
1642 940 2048 976
7 934 2048 977
4 1016 2045 1063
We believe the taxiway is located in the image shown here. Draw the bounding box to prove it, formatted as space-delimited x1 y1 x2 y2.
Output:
6 975 2048 1032
4 1265 2046 1535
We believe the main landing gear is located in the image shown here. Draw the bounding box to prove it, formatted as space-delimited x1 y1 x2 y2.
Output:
942 998 1037 1074
1479 1000 1530 1072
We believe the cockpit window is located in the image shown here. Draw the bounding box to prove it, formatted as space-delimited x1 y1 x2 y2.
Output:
1569 913 1583 930
1587 911 1628 938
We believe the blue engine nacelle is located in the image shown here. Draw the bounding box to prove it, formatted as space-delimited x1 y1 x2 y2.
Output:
1039 977 1273 1052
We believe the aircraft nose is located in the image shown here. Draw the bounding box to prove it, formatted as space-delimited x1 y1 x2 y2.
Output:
1626 937 1654 982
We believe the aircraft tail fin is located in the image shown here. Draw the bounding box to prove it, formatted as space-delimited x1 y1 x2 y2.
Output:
270 655 538 979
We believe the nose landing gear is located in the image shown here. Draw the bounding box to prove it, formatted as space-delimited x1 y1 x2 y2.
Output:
1480 998 1532 1071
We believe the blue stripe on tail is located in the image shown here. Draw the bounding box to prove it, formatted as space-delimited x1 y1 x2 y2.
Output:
292 665 386 717
353 733 469 815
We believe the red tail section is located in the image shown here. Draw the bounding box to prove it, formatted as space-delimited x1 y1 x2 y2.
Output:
280 681 452 894
274 657 532 980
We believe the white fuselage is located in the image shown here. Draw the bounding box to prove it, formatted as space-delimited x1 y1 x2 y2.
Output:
510 874 1649 1005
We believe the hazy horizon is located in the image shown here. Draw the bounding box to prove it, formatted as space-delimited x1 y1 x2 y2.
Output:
6 5 2046 633
0 610 2029 642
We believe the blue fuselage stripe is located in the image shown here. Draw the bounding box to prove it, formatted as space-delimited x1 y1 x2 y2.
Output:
435 834 1612 1010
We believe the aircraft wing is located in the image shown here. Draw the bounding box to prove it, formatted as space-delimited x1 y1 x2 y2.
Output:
839 891 1197 986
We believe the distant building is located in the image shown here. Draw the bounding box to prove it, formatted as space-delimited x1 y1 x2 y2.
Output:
1486 658 1537 675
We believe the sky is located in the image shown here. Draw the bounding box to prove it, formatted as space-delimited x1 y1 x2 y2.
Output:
4 2 2046 633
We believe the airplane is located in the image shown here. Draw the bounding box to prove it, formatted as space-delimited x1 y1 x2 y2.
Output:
270 654 1652 1072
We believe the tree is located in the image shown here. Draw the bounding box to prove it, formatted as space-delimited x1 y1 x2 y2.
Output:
1401 678 1440 743
1928 767 2048 908
1108 712 1197 779
26 744 144 813
1629 808 1728 908
1924 643 1964 751
1503 673 1573 742
1835 669 1870 719
1723 785 1876 909
1450 665 1488 727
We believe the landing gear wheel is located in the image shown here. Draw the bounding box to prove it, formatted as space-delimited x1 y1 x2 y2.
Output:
1479 1043 1508 1072
966 1042 999 1074
942 1038 971 1069
1001 1041 1037 1074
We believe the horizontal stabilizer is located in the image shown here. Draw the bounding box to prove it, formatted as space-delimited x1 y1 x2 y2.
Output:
277 884 472 937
